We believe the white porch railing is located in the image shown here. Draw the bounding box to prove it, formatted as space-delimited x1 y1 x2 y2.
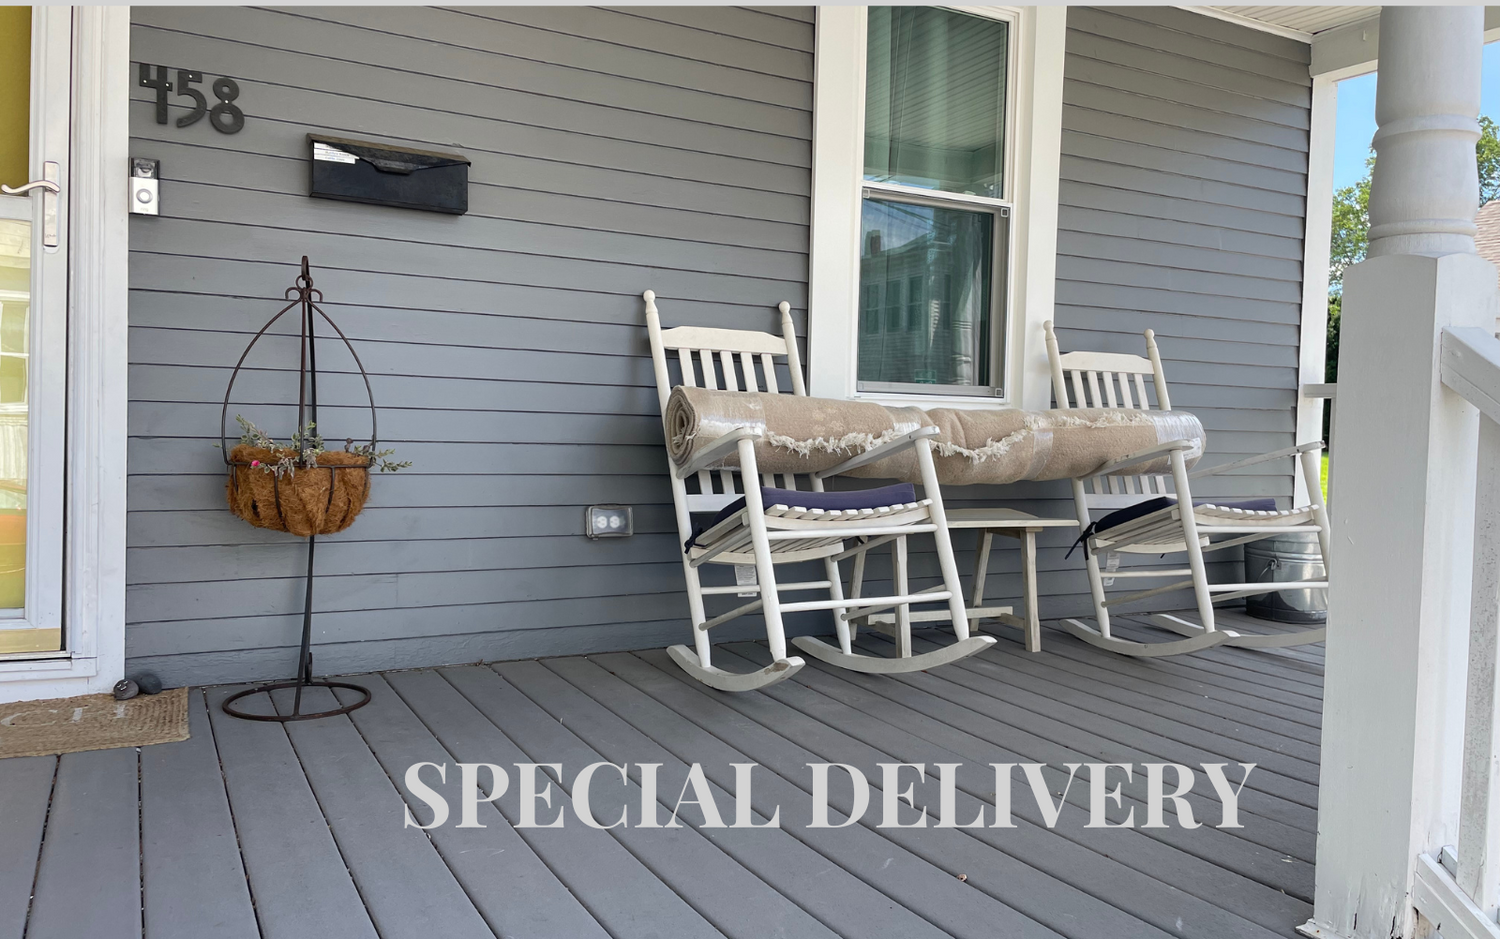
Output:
1410 326 1500 938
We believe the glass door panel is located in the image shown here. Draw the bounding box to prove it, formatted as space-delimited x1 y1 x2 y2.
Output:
0 6 66 657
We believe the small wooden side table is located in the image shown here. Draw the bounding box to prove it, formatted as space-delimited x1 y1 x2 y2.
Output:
862 508 1076 653
945 509 1077 652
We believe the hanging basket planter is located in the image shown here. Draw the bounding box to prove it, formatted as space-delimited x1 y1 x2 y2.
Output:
216 257 409 723
218 257 406 541
225 446 371 537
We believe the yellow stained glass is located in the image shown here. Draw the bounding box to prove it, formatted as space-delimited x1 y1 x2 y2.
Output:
0 8 30 190
0 218 28 612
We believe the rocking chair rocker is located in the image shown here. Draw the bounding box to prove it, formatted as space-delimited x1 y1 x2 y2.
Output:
1046 321 1331 656
646 292 992 691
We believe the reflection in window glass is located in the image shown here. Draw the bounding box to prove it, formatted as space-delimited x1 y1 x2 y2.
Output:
864 6 1008 198
858 196 996 387
0 218 28 612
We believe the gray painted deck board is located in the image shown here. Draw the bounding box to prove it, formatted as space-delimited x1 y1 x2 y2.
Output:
591 650 1102 938
542 654 1042 939
705 645 1302 938
505 657 985 939
26 748 142 939
203 685 380 939
0 756 52 939
384 666 723 939
336 672 611 939
140 690 258 939
270 686 497 939
448 663 837 939
8 620 1325 938
785 637 1316 881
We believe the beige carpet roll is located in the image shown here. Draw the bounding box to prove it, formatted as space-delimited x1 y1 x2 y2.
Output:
665 386 929 476
664 386 1204 486
916 407 1205 485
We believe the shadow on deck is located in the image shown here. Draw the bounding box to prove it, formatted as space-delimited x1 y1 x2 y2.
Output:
1 609 1322 939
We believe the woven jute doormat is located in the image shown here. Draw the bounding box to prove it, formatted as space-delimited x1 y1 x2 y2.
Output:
0 687 189 759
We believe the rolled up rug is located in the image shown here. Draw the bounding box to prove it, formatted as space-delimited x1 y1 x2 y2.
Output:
663 385 1204 486
664 385 929 477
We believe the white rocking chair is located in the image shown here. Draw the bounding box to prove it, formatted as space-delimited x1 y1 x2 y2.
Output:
1045 321 1331 656
646 291 993 691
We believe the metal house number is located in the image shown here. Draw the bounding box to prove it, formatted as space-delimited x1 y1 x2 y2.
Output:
138 64 245 134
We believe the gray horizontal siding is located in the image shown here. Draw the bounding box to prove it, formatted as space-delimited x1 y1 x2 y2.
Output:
127 5 1314 685
1054 5 1309 471
126 5 814 683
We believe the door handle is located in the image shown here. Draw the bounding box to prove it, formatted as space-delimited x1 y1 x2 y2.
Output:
0 161 61 249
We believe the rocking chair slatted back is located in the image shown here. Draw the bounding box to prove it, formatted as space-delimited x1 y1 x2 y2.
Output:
646 293 807 513
1044 321 1176 509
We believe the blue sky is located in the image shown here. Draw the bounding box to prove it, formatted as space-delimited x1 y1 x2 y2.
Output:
1334 42 1500 190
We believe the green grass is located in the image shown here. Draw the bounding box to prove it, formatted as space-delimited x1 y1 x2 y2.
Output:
1321 452 1329 502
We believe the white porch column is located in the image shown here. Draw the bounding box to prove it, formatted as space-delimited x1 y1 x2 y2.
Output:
1304 8 1499 939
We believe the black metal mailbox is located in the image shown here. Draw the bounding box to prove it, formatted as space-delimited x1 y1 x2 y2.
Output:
307 134 470 215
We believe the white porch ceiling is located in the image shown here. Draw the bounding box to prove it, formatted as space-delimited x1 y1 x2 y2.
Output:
1207 6 1379 39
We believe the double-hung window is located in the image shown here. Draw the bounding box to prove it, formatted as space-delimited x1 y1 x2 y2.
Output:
857 6 1013 397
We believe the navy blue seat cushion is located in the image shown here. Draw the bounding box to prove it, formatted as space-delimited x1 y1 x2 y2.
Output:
1095 496 1278 535
685 483 917 552
1067 496 1278 559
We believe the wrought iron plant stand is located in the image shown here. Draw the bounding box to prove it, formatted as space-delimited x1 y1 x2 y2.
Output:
220 257 374 721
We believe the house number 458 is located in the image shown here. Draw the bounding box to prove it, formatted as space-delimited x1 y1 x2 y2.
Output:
138 64 245 134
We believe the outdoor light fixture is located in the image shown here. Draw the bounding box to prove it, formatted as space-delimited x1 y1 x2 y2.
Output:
585 505 632 539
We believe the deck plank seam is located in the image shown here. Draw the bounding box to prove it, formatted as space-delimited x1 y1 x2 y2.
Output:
203 687 270 939
19 755 60 939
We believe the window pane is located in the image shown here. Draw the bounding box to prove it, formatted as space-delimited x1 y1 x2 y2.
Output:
0 218 27 614
864 7 1008 198
858 196 997 388
0 8 30 190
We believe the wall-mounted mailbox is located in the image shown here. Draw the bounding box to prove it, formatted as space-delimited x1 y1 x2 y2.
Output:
307 135 470 215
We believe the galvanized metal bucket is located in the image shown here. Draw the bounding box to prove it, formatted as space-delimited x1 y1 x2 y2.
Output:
1245 532 1327 624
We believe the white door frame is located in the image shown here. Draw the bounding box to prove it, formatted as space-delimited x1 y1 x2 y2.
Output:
0 6 129 703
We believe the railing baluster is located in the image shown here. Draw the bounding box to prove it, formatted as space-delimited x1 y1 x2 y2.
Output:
1459 412 1500 914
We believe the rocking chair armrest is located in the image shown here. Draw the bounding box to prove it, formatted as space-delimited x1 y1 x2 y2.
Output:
675 426 764 479
1187 440 1324 480
1089 438 1197 477
813 426 942 480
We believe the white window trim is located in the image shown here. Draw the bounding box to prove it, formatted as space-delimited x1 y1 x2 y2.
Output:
0 6 130 703
807 5 1066 411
